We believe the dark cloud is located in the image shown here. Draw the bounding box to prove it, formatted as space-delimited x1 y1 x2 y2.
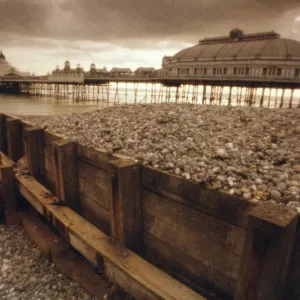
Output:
0 0 300 45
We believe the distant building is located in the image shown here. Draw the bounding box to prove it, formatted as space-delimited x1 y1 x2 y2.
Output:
110 68 132 77
134 67 155 77
161 29 300 80
49 60 85 83
0 50 22 76
86 63 109 77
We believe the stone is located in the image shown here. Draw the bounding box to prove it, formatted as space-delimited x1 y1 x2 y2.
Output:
270 190 282 200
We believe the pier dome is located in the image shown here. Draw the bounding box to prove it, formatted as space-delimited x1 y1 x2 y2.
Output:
0 50 5 60
172 30 300 61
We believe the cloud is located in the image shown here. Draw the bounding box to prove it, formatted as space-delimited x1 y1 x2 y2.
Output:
1 0 300 44
1 0 300 74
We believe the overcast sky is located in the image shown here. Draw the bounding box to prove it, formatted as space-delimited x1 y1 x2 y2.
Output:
1 0 300 75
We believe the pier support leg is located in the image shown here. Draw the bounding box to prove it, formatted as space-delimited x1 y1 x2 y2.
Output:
289 89 294 108
280 89 285 108
236 203 297 300
228 86 232 106
260 87 265 107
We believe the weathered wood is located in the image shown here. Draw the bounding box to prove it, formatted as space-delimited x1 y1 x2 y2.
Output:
13 166 204 300
141 165 256 228
0 163 19 225
0 113 7 153
236 203 297 300
285 248 300 300
77 144 114 171
142 189 245 282
77 162 110 208
6 118 23 161
52 139 79 212
20 209 118 299
109 159 142 254
24 127 45 182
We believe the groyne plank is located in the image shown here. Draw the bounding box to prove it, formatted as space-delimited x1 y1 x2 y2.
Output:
142 189 245 280
141 165 256 228
12 161 204 300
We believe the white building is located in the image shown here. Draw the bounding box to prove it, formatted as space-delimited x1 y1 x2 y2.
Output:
48 60 85 83
161 29 300 82
0 50 22 76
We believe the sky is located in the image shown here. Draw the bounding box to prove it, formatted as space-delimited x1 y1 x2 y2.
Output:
0 0 300 75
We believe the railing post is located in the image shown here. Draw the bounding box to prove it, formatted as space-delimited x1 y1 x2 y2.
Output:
6 117 22 162
236 203 297 300
109 159 142 254
24 127 45 182
52 140 79 212
0 163 18 225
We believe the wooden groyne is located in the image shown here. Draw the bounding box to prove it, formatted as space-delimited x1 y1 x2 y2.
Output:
0 112 299 299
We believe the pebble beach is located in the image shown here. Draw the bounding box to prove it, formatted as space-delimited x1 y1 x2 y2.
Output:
0 225 98 300
20 103 300 211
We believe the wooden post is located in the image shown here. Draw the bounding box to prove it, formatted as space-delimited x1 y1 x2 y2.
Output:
6 117 22 162
24 127 45 182
236 203 297 300
0 113 7 154
52 140 79 212
109 159 142 254
0 164 18 225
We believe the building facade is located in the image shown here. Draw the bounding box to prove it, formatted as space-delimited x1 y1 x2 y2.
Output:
49 61 85 83
160 29 300 82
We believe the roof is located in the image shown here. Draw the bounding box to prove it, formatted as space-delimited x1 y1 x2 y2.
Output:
172 29 300 61
135 67 155 72
110 68 132 72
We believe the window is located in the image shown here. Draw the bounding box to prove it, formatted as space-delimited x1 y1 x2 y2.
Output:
213 68 216 75
277 68 282 76
233 68 237 75
177 68 180 75
263 68 267 76
295 69 300 77
194 68 197 75
245 67 250 75
224 68 227 75
203 68 207 75
186 68 190 74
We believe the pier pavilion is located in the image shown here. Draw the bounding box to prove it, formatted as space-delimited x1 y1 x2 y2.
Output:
160 28 300 85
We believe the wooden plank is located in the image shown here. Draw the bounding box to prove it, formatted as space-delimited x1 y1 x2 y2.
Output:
52 140 79 212
236 203 297 300
79 193 111 236
76 144 114 171
285 248 300 300
144 232 235 299
77 162 111 208
78 176 110 209
6 117 23 161
12 163 204 300
141 165 256 228
24 127 46 182
0 163 19 225
20 209 119 299
142 189 245 280
109 159 143 254
0 113 7 153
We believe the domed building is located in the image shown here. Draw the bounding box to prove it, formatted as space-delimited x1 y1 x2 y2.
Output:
49 60 85 83
160 29 300 82
0 50 21 76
